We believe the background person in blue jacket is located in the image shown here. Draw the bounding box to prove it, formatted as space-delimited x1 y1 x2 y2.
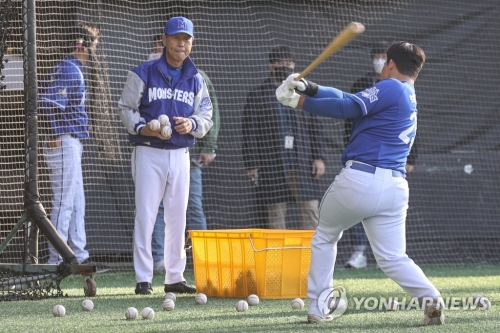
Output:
118 16 213 295
39 23 99 265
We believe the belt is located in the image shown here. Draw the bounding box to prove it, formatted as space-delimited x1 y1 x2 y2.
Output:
349 161 405 178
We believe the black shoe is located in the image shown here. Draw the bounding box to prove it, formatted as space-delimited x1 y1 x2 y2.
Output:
80 258 110 273
164 281 196 294
135 282 153 295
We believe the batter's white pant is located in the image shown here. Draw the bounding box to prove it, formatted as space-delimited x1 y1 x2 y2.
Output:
307 161 441 316
43 135 88 264
132 146 190 284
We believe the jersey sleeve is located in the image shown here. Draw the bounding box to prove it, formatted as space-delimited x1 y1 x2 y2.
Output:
346 79 403 116
117 70 147 135
39 65 76 110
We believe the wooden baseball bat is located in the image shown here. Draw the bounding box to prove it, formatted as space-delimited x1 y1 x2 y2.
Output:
296 22 365 80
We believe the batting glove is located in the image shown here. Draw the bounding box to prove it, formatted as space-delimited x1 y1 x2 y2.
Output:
284 73 307 91
284 73 319 97
276 83 300 108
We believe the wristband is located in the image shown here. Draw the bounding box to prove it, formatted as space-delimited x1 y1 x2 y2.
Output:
302 79 318 97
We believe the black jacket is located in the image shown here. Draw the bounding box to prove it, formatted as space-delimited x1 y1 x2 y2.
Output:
242 78 326 204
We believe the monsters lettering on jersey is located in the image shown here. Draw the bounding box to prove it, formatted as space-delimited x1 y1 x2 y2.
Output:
148 87 195 106
361 86 379 103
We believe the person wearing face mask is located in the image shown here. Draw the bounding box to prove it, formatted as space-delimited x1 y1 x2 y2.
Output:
343 41 418 269
242 46 326 230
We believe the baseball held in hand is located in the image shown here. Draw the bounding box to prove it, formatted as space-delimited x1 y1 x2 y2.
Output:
161 126 172 137
158 114 169 126
236 300 249 312
149 119 161 131
195 293 208 305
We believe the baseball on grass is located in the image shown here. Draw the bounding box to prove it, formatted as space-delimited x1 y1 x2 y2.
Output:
195 293 208 305
158 114 169 126
161 126 172 137
291 298 305 310
477 297 491 310
52 304 66 317
385 299 399 311
149 119 161 131
236 300 249 312
141 307 155 319
247 294 260 306
81 299 94 311
164 292 177 302
125 307 138 320
162 298 175 311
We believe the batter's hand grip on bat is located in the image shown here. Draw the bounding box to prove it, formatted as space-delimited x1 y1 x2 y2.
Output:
296 22 365 81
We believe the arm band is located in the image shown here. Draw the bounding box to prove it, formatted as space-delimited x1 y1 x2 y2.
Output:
302 79 319 97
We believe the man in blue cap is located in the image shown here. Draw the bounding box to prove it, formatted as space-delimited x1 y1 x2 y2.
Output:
118 16 213 295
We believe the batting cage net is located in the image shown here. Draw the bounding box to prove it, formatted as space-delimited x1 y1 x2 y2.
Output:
1 0 500 273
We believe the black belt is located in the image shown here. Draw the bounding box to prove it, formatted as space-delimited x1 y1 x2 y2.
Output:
349 162 405 178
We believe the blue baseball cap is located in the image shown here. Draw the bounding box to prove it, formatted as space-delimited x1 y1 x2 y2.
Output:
164 17 194 37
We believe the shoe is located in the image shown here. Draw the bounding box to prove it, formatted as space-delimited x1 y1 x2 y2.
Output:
80 258 110 273
135 282 153 295
153 260 165 274
164 281 196 294
307 314 334 323
423 299 445 325
345 251 367 269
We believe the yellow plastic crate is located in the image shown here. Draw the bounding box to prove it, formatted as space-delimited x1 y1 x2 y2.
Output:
189 229 314 299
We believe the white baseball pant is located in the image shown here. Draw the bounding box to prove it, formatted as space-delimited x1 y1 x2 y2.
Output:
307 160 441 316
44 134 88 264
131 146 190 284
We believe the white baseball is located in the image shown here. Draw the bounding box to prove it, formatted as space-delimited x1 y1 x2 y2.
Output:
161 126 172 137
195 293 207 305
247 294 260 306
125 307 138 320
158 114 169 126
291 298 304 310
81 299 94 311
141 307 155 319
162 298 175 311
52 304 66 317
236 300 249 312
149 119 160 131
386 299 399 311
164 292 177 302
478 297 491 310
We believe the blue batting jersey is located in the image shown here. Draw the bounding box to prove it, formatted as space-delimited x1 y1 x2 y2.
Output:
343 78 417 173
39 55 89 139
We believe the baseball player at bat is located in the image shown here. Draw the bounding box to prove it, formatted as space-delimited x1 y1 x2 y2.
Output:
276 41 444 325
118 17 213 295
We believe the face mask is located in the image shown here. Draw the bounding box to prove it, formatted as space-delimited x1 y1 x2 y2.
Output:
373 58 385 74
272 66 294 82
148 53 162 61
